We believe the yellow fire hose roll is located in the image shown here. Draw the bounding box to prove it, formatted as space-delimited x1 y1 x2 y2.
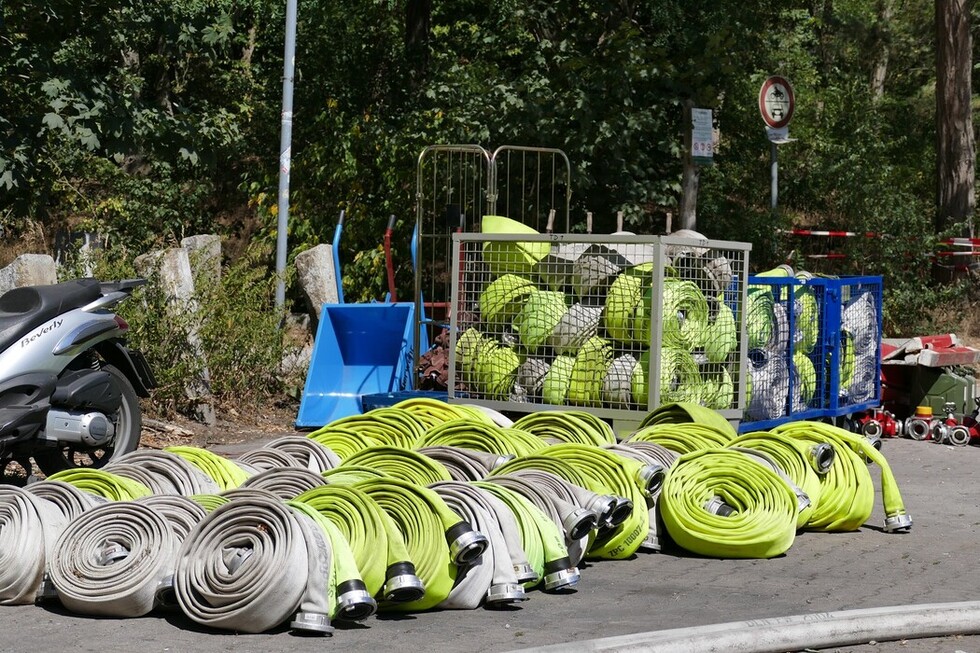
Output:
50 501 179 617
308 427 376 459
326 409 427 449
391 397 482 428
294 484 418 604
416 418 546 457
513 411 617 447
174 492 333 634
515 289 569 353
474 481 577 591
165 446 250 491
773 421 912 533
0 486 69 605
239 467 328 499
626 422 734 455
341 445 453 486
352 477 488 611
659 448 798 559
659 279 710 350
705 298 737 363
639 401 739 439
46 468 153 501
287 501 378 622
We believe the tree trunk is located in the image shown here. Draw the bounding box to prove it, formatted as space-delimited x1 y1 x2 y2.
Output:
870 0 893 102
935 0 975 235
678 100 700 231
405 0 432 79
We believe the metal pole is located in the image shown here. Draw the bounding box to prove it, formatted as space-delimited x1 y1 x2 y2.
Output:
770 140 778 216
275 0 298 309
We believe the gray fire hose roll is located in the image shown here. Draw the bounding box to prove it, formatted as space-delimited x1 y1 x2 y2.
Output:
26 479 105 519
136 494 208 542
174 492 334 634
104 463 181 495
429 481 527 609
239 467 328 499
49 501 179 617
262 435 340 472
418 445 512 481
237 447 304 471
604 442 677 551
0 486 69 605
106 450 221 495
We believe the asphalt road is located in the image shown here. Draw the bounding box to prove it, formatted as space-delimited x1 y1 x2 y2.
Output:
4 436 980 653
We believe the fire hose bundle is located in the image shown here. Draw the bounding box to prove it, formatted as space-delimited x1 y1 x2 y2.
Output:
0 399 911 637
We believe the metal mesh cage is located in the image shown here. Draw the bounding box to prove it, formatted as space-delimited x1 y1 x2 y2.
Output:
449 232 751 423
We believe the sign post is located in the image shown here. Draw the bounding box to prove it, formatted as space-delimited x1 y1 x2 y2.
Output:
691 108 714 166
758 76 795 218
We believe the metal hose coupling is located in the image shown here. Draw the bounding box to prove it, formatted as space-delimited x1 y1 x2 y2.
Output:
584 494 619 527
492 453 517 469
932 423 949 445
290 610 334 635
36 574 58 602
445 521 490 565
335 579 378 621
808 443 835 475
155 574 177 609
948 425 972 447
608 496 634 527
560 506 599 542
637 464 666 498
542 556 580 591
703 496 737 517
513 562 539 584
883 512 913 533
383 562 426 603
485 582 528 606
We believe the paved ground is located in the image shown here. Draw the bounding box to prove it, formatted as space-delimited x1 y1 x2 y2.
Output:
4 436 980 653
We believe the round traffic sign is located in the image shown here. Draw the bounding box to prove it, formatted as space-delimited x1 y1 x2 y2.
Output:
758 76 795 129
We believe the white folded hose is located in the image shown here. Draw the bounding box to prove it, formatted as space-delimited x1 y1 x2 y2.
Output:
136 494 208 542
237 447 304 471
746 349 790 421
104 463 181 495
49 501 179 617
239 467 328 499
262 435 341 472
418 445 511 481
429 481 527 609
106 450 221 495
842 291 878 403
26 479 104 519
0 486 69 605
174 493 334 634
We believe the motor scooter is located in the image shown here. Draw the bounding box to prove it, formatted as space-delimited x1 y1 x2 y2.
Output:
0 277 155 475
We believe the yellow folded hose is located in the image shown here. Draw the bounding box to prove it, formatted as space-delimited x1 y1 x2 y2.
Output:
308 427 376 460
416 419 546 457
46 469 153 501
701 366 735 411
659 448 798 558
165 446 250 491
341 446 453 485
351 477 487 611
542 354 575 405
631 349 704 409
512 411 617 447
568 336 613 407
0 486 69 605
795 285 819 354
604 273 647 344
474 344 521 400
705 299 737 363
50 501 179 616
325 409 427 448
639 401 738 439
515 289 568 353
794 352 817 409
747 287 776 350
189 494 229 512
391 397 483 429
321 466 388 484
660 279 710 350
480 274 536 325
627 422 735 454
455 328 495 390
773 421 912 533
293 484 414 603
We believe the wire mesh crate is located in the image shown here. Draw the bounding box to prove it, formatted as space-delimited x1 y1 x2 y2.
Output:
448 231 751 425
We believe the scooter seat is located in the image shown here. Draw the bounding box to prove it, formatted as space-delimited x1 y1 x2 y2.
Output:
0 279 103 353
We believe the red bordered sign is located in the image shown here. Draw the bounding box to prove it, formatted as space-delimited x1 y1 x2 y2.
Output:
758 76 795 129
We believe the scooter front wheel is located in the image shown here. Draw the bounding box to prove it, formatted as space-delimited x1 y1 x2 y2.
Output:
34 364 142 475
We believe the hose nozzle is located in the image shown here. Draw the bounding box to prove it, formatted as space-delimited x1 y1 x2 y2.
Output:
384 562 426 603
336 580 378 621
446 522 489 565
486 583 528 606
290 611 334 635
883 513 913 533
561 507 598 542
637 464 666 498
808 443 835 475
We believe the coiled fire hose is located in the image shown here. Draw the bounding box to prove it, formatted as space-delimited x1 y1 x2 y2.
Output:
700 365 735 410
47 468 153 501
773 421 912 533
237 447 303 471
484 474 597 566
605 442 679 551
293 484 418 603
239 467 328 499
418 445 512 481
165 446 250 491
428 481 528 608
50 501 179 617
659 448 799 558
639 401 738 438
504 468 622 536
308 427 375 459
322 465 388 484
0 486 69 605
480 273 536 325
728 431 835 529
473 481 578 591
286 500 378 622
515 289 569 353
26 479 104 518
705 298 737 363
660 279 710 350
793 352 817 412
627 422 734 455
325 409 427 448
174 492 334 634
630 348 704 409
341 445 453 485
106 449 221 495
190 494 228 512
390 397 489 428
604 273 646 344
262 435 340 472
747 286 776 350
512 410 617 446
136 494 208 542
92 462 175 495
416 419 546 457
351 477 489 611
